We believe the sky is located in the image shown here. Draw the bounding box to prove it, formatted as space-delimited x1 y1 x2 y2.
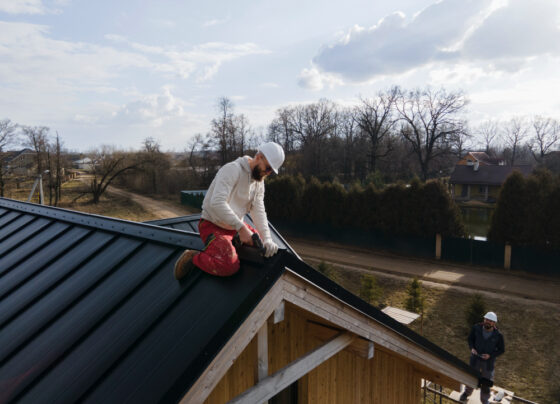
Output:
1 0 560 152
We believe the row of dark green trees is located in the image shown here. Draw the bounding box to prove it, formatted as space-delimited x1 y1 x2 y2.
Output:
264 175 465 238
265 169 560 250
489 169 560 249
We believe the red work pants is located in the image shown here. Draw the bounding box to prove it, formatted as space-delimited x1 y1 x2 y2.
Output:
193 219 258 276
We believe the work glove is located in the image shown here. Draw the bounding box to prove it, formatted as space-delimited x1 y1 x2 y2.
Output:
263 239 279 258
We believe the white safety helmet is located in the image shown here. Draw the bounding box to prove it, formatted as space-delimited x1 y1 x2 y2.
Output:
484 311 497 322
258 142 285 174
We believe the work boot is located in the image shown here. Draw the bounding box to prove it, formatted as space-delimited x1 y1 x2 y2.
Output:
174 250 197 280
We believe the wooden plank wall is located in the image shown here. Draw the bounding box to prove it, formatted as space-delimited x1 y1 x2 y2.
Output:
204 338 258 404
204 304 423 403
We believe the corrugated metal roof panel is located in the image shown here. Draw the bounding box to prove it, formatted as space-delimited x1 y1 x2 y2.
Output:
0 197 476 403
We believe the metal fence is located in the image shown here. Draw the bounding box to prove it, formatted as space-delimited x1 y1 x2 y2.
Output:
273 220 559 277
180 190 206 210
442 237 504 268
272 221 435 259
511 245 560 276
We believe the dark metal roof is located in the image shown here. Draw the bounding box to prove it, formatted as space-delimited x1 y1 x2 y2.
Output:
0 198 476 403
450 165 533 185
145 213 299 257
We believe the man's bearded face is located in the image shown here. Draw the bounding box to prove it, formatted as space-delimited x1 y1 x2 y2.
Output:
252 164 266 181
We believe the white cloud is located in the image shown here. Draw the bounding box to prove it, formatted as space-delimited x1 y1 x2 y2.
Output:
111 87 186 127
0 22 156 93
298 67 343 91
261 82 279 88
0 21 269 107
66 87 206 150
0 0 47 14
308 0 560 83
203 17 230 27
105 35 269 81
0 0 69 14
461 0 560 61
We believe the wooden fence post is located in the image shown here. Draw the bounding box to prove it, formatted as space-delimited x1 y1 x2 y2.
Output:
504 243 512 270
435 234 442 260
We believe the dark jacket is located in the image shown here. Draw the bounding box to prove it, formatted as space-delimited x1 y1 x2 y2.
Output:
468 323 505 372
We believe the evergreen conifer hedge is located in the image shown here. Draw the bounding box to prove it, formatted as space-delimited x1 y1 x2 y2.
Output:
264 175 465 238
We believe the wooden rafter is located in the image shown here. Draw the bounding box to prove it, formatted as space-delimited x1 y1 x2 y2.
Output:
228 332 355 404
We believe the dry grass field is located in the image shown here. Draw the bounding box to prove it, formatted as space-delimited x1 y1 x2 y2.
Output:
317 262 560 404
3 179 159 222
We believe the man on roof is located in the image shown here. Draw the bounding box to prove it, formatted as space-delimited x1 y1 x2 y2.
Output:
173 142 285 279
460 311 505 404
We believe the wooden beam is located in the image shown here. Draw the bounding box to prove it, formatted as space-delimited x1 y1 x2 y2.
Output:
273 300 285 324
257 322 268 381
306 320 374 359
367 341 374 359
228 332 355 404
180 281 284 404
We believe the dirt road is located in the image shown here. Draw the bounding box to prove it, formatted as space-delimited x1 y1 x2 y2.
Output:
286 238 560 306
106 185 195 219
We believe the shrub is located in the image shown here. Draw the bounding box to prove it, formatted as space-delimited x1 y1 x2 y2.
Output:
315 261 339 283
405 277 425 314
465 293 487 329
359 274 384 306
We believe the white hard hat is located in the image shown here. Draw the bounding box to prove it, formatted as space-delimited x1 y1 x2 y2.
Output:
258 142 285 174
484 311 497 322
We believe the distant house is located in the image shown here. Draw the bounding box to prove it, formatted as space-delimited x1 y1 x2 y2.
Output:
456 152 505 167
0 199 481 403
3 148 36 176
73 157 94 171
450 164 533 203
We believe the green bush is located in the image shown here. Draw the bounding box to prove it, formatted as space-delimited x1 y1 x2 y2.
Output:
405 277 425 314
359 274 384 306
465 293 487 329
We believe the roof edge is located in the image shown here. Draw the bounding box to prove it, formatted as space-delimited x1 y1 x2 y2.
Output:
0 197 202 249
280 253 478 379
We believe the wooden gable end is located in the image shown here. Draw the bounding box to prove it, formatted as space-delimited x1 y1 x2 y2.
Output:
183 271 477 404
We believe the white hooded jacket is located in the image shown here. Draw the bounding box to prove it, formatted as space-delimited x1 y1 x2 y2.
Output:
200 156 272 242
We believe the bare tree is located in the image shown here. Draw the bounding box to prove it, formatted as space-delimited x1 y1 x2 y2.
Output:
502 117 528 165
21 125 50 176
529 116 559 162
476 120 499 155
268 107 296 153
285 99 338 175
88 146 139 204
0 119 18 197
139 137 170 193
355 87 398 172
187 133 216 187
232 114 251 156
395 87 468 180
209 97 236 165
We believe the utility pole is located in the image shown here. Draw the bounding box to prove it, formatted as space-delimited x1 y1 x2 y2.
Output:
27 170 49 204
